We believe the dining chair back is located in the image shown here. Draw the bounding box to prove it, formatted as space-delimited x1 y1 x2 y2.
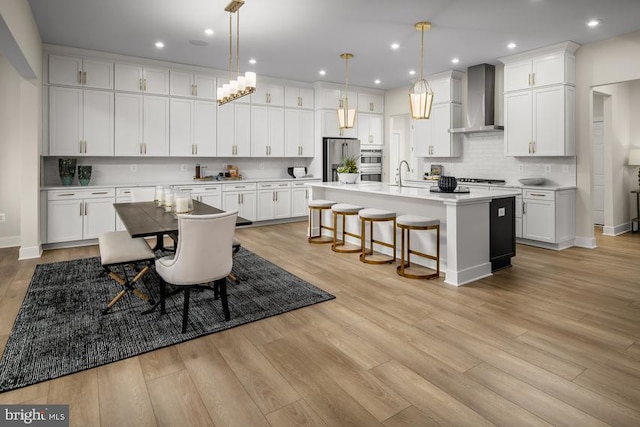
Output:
130 187 156 202
155 210 238 332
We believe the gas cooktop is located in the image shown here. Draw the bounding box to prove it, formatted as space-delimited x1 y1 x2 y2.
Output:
457 178 506 184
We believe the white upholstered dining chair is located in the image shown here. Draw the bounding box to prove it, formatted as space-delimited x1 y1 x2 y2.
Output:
154 210 238 333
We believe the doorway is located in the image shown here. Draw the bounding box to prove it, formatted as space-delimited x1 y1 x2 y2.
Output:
592 93 604 225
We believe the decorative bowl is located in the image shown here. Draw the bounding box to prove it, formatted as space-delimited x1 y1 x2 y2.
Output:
287 167 307 178
518 177 546 185
438 176 458 192
338 173 359 184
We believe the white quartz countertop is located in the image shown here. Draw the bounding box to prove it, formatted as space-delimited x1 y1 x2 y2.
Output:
405 179 576 191
309 181 521 204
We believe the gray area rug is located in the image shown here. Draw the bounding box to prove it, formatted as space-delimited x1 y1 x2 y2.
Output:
0 248 334 393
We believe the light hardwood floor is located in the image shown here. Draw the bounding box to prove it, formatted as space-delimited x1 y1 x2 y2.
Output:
1 223 639 426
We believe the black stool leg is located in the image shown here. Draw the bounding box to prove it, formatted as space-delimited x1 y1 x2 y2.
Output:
217 278 231 321
182 289 191 333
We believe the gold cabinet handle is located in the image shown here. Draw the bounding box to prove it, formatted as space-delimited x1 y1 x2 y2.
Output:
529 193 546 197
195 85 197 96
139 78 143 91
59 193 75 197
78 71 82 84
83 71 87 85
144 78 147 92
195 144 197 155
80 202 83 216
531 73 535 86
92 191 108 195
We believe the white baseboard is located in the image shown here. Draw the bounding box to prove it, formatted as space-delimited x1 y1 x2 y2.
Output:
0 235 20 249
444 262 493 287
19 245 42 260
574 236 597 248
516 238 574 251
602 222 631 236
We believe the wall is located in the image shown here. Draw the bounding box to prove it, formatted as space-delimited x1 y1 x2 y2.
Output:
575 30 640 246
629 81 640 223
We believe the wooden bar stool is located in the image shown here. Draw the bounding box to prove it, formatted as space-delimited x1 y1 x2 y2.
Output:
308 199 337 244
359 208 397 264
396 215 440 279
331 203 363 253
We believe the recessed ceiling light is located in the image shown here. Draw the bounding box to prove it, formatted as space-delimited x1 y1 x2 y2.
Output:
391 43 400 50
409 70 416 76
155 41 164 48
587 19 600 27
507 42 517 49
204 28 214 36
452 58 460 64
319 70 326 76
248 58 256 65
374 79 381 85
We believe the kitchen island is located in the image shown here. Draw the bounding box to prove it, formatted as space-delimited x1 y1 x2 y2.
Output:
308 182 521 286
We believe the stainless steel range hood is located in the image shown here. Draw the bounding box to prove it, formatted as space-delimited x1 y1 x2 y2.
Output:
449 63 503 134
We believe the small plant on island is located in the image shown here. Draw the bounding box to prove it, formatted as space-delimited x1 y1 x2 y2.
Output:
337 155 359 174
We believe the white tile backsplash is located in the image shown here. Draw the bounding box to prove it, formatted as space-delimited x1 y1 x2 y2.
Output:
420 133 576 186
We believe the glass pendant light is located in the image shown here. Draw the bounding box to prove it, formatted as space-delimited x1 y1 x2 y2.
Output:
409 22 434 119
337 53 356 129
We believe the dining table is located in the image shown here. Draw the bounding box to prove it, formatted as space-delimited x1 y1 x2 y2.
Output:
114 200 252 250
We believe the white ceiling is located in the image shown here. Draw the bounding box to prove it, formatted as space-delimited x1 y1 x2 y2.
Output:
27 0 640 90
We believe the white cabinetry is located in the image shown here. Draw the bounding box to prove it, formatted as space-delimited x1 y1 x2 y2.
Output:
222 182 256 221
322 109 357 138
501 42 578 157
521 188 575 247
170 99 217 156
284 87 314 109
251 105 284 157
357 113 383 147
115 63 170 95
49 87 114 156
257 182 291 221
285 109 314 157
291 180 319 217
49 54 114 89
115 93 169 156
176 184 222 209
169 70 216 100
114 187 155 231
251 84 284 106
357 93 384 114
217 102 251 156
47 189 115 243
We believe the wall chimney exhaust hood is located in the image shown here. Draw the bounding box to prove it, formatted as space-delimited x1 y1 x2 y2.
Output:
449 63 503 134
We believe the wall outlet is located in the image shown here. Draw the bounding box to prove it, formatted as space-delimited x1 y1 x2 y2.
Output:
562 165 570 173
0 213 5 222
518 164 524 173
130 164 137 172
544 164 551 173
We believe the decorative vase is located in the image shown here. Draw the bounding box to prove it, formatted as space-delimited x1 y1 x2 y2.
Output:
78 165 92 186
58 158 77 186
338 173 359 184
438 176 457 192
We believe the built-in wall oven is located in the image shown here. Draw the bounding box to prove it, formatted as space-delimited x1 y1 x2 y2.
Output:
360 148 382 182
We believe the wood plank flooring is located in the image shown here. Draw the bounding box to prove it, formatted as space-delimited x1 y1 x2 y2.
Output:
1 224 639 426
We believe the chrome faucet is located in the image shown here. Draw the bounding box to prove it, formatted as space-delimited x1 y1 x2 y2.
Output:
398 160 410 187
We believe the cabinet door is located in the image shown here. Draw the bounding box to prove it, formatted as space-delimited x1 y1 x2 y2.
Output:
240 191 257 221
257 190 275 221
532 53 565 87
115 63 144 92
412 118 431 157
216 103 235 156
193 101 217 156
358 113 383 146
222 192 240 212
83 198 116 239
170 70 194 98
200 193 221 209
252 84 284 106
49 86 83 156
299 88 314 109
322 89 341 109
49 55 83 87
284 109 300 157
299 110 314 157
533 86 565 156
143 67 170 95
504 60 532 92
274 189 291 218
83 90 114 156
431 104 460 157
291 187 309 217
269 107 285 157
357 93 384 113
251 105 269 156
48 199 84 243
504 91 533 156
115 93 144 155
523 200 555 242
170 98 194 156
143 96 170 156
284 87 314 109
234 104 252 156
194 74 216 100
82 58 114 89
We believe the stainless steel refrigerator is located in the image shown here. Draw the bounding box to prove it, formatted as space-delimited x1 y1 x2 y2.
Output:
323 137 360 182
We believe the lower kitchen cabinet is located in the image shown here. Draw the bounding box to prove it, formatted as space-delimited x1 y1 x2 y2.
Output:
175 184 221 209
47 189 116 243
291 181 315 217
257 182 291 221
222 182 256 221
522 188 575 246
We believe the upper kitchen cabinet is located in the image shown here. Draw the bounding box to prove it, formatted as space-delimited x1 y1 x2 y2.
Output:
49 87 114 156
169 70 217 100
357 93 384 114
170 99 217 156
502 42 578 93
500 42 578 156
285 109 314 157
252 105 285 157
115 93 169 156
115 63 170 95
321 110 357 139
251 84 284 106
357 113 383 147
413 103 462 157
49 54 114 90
284 87 314 109
318 88 357 110
428 70 463 104
217 103 251 157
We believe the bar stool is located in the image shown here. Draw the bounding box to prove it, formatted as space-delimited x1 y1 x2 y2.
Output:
331 203 363 253
396 215 440 279
359 208 397 264
308 199 337 244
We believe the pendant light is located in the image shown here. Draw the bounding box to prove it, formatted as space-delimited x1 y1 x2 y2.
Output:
337 53 356 129
409 21 434 119
216 0 256 105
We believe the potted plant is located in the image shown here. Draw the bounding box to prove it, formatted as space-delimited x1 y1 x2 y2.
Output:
337 155 359 184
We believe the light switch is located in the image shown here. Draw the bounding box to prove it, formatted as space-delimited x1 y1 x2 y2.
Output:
498 207 505 217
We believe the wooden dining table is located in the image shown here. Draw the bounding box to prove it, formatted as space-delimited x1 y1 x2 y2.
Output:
114 200 252 250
